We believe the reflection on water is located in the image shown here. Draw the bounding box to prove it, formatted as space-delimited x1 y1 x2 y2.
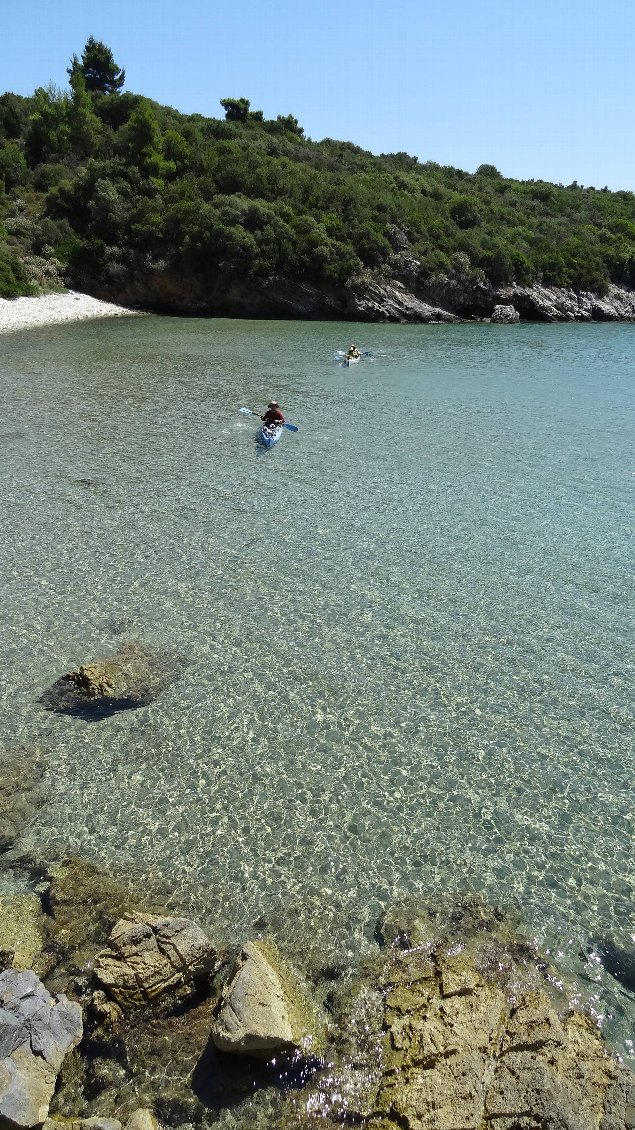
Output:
0 316 633 1059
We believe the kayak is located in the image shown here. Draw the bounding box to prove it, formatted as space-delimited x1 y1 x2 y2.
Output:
344 354 361 366
259 423 284 448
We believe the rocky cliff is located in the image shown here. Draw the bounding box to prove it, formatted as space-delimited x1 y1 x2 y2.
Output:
87 261 635 323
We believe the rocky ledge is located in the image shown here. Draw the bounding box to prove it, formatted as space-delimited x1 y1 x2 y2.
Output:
0 860 633 1130
80 257 635 323
3 273 634 329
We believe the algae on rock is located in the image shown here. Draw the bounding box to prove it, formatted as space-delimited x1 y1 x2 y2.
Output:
39 641 180 718
0 893 46 973
274 900 634 1130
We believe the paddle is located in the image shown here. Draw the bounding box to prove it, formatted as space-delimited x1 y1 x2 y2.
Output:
239 407 298 432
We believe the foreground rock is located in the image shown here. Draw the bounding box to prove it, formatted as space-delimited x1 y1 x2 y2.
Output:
42 1111 156 1130
94 913 217 1008
211 940 326 1059
0 969 83 1129
43 1121 122 1130
39 641 178 718
280 900 635 1129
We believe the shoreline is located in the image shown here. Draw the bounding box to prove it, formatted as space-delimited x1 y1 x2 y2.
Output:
0 289 146 334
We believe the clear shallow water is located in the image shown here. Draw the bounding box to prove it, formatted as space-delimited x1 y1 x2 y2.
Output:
1 316 633 1056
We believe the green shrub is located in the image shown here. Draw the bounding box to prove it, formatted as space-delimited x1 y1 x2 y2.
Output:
0 247 36 296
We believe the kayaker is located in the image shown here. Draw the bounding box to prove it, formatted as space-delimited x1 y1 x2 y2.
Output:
346 344 361 360
261 401 285 428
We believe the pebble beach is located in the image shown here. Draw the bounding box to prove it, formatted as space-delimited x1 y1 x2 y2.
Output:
0 290 144 334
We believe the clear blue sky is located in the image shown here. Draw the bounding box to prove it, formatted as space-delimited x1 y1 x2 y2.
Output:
3 0 635 191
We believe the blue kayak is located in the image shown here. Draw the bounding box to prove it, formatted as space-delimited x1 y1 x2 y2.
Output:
259 423 284 449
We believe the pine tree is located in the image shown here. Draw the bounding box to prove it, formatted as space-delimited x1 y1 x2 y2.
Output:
68 37 125 95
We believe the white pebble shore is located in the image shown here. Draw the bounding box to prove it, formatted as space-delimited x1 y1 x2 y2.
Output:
0 289 146 334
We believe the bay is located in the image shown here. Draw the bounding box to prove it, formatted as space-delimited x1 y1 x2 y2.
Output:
0 316 633 1058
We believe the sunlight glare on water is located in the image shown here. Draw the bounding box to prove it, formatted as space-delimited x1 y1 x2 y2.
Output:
1 315 633 1056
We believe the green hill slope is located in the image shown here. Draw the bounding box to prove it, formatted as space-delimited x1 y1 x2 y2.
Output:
2 41 635 312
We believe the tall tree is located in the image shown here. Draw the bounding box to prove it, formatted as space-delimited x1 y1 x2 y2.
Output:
68 37 125 95
67 67 102 157
220 97 263 123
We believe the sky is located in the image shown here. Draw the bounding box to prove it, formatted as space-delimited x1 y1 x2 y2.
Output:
2 0 635 191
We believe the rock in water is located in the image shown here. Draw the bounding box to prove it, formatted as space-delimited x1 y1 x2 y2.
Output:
0 895 45 972
289 904 634 1129
591 934 635 992
491 303 520 323
211 940 326 1059
94 912 217 1008
39 641 179 718
0 969 83 1129
0 746 47 851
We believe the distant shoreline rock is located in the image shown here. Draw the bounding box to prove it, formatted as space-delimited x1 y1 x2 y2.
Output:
2 276 634 331
85 265 635 324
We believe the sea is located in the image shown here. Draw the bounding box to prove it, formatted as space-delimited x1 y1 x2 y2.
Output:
0 315 633 1060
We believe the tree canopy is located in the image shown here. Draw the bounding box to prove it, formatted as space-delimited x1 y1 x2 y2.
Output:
68 37 125 95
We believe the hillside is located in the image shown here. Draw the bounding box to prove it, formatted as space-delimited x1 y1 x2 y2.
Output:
2 39 635 319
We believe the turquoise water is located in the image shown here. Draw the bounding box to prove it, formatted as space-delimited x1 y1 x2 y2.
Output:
1 316 633 1057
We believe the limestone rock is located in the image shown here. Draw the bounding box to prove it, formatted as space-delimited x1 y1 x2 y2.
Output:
211 940 326 1059
94 912 216 1008
124 1110 158 1130
290 906 633 1130
0 969 83 1129
39 641 179 718
491 303 520 323
0 895 45 972
346 274 456 323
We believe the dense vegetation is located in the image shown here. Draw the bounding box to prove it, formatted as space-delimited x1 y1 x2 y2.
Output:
2 38 635 302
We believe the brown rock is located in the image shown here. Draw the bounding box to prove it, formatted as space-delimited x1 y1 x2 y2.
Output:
94 912 216 1008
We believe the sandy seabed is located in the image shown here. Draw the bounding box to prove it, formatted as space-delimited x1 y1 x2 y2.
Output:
0 290 146 334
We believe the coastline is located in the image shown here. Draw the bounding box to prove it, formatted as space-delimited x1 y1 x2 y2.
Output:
2 280 634 328
0 289 146 335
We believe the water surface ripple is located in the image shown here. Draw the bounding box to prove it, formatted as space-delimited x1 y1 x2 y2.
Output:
1 317 633 1058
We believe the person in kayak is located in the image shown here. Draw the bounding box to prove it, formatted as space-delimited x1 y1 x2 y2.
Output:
346 344 361 360
261 401 285 428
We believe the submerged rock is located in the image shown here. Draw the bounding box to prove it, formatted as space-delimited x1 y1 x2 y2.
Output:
0 746 47 852
0 969 83 1129
211 940 326 1060
41 859 135 994
94 912 217 1009
39 641 178 718
43 1121 122 1130
591 934 635 993
0 894 45 972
